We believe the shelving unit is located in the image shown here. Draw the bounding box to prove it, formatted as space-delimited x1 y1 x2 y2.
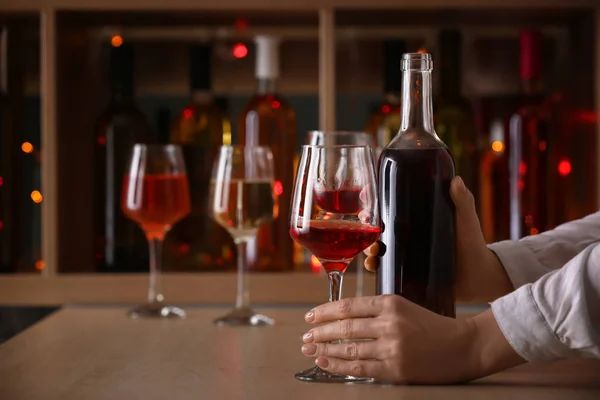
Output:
0 0 598 305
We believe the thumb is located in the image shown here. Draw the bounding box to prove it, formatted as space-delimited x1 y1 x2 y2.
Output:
450 176 486 249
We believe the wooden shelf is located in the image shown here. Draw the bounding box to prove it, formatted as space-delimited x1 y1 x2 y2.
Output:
1 0 598 12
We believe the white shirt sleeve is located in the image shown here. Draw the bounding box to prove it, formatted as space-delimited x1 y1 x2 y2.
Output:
488 211 600 289
491 242 600 361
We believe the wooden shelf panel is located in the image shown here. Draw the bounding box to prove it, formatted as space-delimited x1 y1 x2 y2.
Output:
0 0 597 12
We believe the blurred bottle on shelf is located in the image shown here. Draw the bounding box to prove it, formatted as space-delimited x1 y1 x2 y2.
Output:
433 29 478 198
478 109 511 243
364 40 406 151
168 44 235 271
508 29 562 239
239 35 297 271
94 43 153 272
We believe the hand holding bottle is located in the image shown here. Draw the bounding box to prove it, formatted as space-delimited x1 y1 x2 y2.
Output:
364 176 513 302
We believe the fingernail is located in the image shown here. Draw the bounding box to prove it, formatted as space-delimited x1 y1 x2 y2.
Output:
316 357 329 368
302 331 313 342
302 344 317 355
305 311 315 322
457 176 467 193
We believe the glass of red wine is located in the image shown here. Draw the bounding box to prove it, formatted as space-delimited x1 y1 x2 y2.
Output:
306 131 376 297
121 144 191 319
210 145 278 326
290 145 381 383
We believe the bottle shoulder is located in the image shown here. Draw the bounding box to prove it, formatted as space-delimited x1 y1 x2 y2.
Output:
386 130 448 150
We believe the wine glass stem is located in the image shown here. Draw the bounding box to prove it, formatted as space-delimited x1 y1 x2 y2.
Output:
234 238 251 310
147 237 165 305
328 270 344 303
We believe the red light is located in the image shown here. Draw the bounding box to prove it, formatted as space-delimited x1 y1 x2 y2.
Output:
177 243 190 254
0 176 3 186
183 109 193 119
98 136 106 145
519 161 527 176
382 105 391 114
0 220 3 230
538 141 547 152
272 100 281 109
274 180 283 196
558 160 572 177
573 111 597 124
233 43 248 59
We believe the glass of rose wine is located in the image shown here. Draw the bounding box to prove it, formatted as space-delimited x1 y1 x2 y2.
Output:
121 144 191 319
306 131 376 297
210 145 278 326
290 145 381 383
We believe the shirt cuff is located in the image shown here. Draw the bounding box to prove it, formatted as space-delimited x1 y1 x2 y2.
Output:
491 284 571 362
488 240 547 288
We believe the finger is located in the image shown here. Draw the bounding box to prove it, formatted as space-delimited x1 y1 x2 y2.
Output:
306 296 384 323
301 340 382 361
364 256 377 272
363 242 379 257
305 318 382 343
450 176 486 248
315 357 383 380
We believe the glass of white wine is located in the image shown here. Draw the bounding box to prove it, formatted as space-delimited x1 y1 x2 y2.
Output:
210 145 278 326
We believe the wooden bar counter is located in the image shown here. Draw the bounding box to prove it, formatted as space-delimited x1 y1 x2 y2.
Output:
1 307 600 399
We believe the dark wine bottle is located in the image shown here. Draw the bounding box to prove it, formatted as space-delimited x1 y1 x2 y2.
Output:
365 40 407 150
94 43 153 272
377 53 456 318
168 44 235 271
508 29 559 239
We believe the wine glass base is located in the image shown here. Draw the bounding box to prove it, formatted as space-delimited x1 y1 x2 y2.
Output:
127 304 186 319
295 366 374 383
214 307 274 326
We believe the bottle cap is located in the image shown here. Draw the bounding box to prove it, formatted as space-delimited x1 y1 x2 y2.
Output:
255 35 280 80
189 44 212 91
519 29 542 80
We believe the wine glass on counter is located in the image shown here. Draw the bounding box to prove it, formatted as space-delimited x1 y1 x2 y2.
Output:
210 145 278 326
306 131 377 297
121 144 191 318
289 145 381 382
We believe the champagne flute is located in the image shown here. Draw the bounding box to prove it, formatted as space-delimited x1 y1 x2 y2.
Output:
121 144 190 318
210 145 277 326
306 131 376 297
290 145 380 382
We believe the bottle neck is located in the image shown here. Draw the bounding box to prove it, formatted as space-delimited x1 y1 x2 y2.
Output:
400 69 435 134
521 77 542 96
257 78 277 95
111 83 134 104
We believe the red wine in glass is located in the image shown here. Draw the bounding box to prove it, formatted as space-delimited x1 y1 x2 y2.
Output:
314 188 363 214
289 220 380 273
122 173 191 237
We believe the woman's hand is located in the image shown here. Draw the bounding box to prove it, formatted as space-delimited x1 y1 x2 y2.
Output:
364 176 513 302
301 295 525 384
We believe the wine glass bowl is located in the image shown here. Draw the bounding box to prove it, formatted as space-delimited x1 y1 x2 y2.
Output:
121 144 191 319
210 145 278 326
289 145 380 382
